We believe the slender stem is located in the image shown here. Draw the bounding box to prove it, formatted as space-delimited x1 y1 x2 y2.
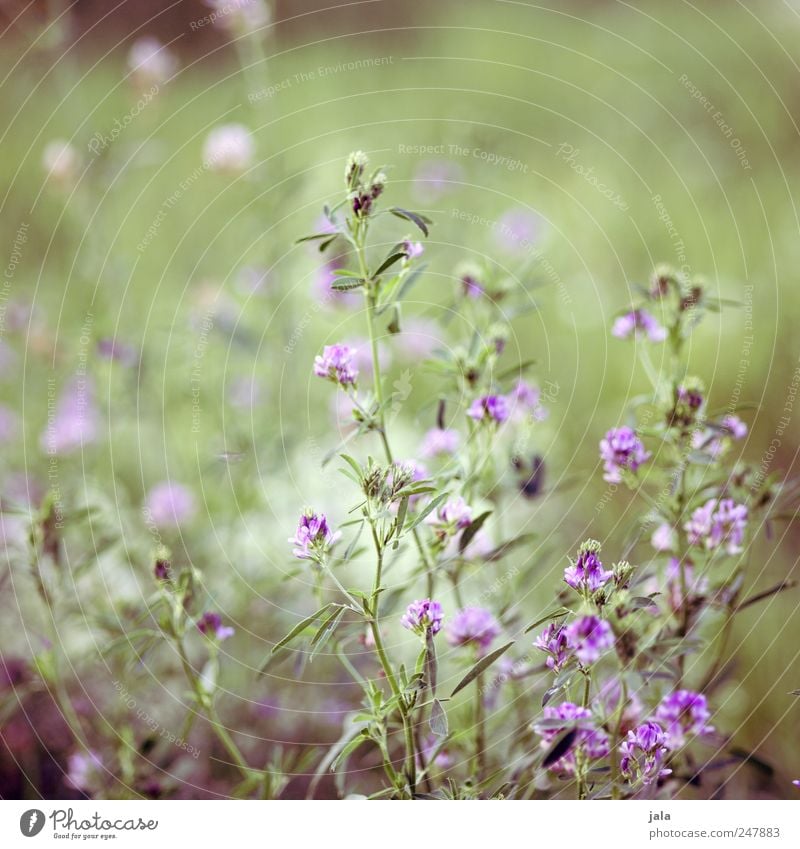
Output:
473 670 487 785
175 636 251 778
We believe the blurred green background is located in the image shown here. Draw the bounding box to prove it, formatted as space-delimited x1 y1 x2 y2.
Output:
1 0 798 798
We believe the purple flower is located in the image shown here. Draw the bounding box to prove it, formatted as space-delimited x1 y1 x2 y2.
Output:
289 509 341 563
197 611 235 641
793 780 800 789
467 395 510 424
144 482 196 528
421 427 460 458
685 498 747 554
612 309 667 342
651 522 677 552
426 496 472 538
154 558 171 581
401 599 444 636
314 344 358 387
599 426 651 484
534 621 572 672
40 376 99 455
510 380 548 421
722 414 747 439
495 208 541 253
533 702 609 775
446 607 501 654
563 540 613 594
461 273 483 299
655 690 714 748
412 159 463 203
402 240 424 259
564 615 615 665
620 721 672 786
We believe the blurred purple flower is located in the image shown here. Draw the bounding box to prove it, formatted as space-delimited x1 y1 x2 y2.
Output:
66 750 104 792
495 208 541 252
402 240 424 259
412 159 463 202
446 607 501 654
651 522 677 552
392 318 442 362
421 427 460 458
0 404 19 440
426 495 472 538
401 599 444 636
599 426 650 483
144 482 196 528
564 615 614 665
722 414 747 439
620 721 672 786
467 394 510 424
40 376 99 455
655 689 714 748
665 557 708 613
97 337 139 367
612 309 667 342
509 379 548 421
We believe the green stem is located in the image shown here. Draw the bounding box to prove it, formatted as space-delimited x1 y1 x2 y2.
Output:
474 670 487 784
175 636 251 779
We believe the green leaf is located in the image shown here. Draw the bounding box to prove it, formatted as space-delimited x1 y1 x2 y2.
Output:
331 277 365 291
390 207 430 236
309 606 347 660
524 607 571 634
451 641 515 697
407 492 448 532
373 252 407 277
264 604 337 666
295 232 336 244
458 510 492 554
429 699 448 738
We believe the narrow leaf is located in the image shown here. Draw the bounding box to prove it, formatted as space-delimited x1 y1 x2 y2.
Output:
265 604 334 664
541 728 578 768
373 252 407 277
429 699 448 738
390 207 430 236
524 607 571 634
458 510 492 554
451 641 515 697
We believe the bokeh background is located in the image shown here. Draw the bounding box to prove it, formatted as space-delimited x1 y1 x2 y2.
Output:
1 0 798 799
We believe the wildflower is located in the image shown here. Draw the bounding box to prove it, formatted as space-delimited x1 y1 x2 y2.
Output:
66 750 104 792
651 522 677 552
620 721 672 786
467 394 510 424
722 414 747 439
534 621 572 672
669 380 705 428
655 690 714 748
446 607 501 654
685 498 747 554
401 599 444 636
289 509 341 563
599 426 650 483
43 140 80 186
495 208 541 253
39 377 99 455
564 615 614 665
197 611 235 641
421 427 460 458
144 482 196 528
203 124 255 174
96 337 139 367
127 36 176 88
612 309 667 342
154 557 171 581
461 273 483 298
313 344 358 387
564 540 613 594
344 150 369 188
402 240 424 259
425 496 472 539
510 380 548 421
793 780 800 789
533 703 609 775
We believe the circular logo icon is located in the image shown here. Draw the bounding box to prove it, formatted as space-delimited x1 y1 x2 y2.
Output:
19 809 45 837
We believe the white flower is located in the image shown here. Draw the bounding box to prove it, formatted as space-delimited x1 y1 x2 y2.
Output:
42 140 80 185
203 124 255 174
127 36 177 87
